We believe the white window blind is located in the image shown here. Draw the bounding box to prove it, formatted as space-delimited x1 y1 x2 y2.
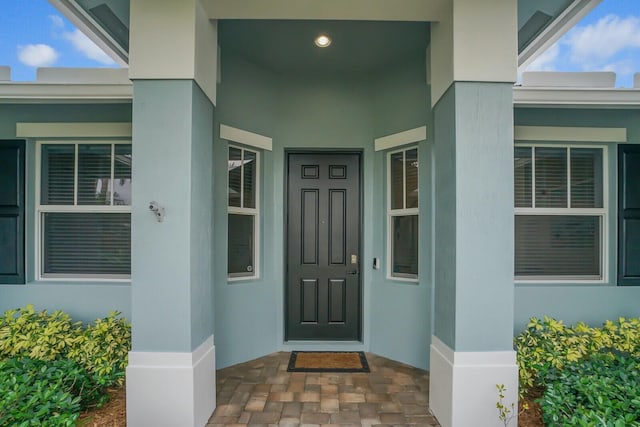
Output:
38 142 131 279
514 145 605 280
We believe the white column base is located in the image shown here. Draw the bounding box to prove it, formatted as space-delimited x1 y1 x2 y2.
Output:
126 335 216 427
429 336 518 427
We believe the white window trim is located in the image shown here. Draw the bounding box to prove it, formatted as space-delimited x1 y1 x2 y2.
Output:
514 142 609 284
387 146 419 282
514 126 626 143
220 124 272 151
227 144 260 281
375 126 427 152
17 122 132 138
35 139 132 282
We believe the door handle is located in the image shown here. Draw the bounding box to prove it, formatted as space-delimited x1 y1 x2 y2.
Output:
347 270 359 275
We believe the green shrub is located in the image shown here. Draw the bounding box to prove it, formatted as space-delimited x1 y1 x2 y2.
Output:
516 316 640 396
67 312 131 386
0 305 130 388
538 352 640 427
0 358 83 426
0 306 131 424
0 305 83 361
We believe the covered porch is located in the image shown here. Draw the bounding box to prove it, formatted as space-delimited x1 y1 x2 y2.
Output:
18 1 601 426
209 351 439 426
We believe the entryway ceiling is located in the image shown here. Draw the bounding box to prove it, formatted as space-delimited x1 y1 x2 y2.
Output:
218 20 429 75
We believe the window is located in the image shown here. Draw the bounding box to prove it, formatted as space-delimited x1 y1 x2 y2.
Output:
37 142 131 279
228 145 259 279
514 145 606 281
388 147 418 280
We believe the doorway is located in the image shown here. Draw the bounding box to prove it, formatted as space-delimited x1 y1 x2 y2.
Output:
285 152 362 340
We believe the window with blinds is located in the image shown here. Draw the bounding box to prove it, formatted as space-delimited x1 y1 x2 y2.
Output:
228 145 259 279
514 145 605 281
38 142 131 279
388 146 419 280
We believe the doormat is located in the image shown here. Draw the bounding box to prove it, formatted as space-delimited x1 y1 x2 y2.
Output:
287 351 370 373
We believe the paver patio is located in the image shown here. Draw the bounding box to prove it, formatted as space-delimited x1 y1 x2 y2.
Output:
208 352 441 426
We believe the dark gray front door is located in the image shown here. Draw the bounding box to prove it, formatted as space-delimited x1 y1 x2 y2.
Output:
286 153 361 340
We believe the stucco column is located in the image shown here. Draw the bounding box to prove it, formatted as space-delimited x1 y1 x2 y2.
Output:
428 1 518 427
126 1 218 426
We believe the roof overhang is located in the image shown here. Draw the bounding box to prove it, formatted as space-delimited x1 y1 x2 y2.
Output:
514 86 640 109
518 0 601 68
48 0 129 66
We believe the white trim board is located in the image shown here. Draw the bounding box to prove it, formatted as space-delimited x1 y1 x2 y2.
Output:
513 87 640 108
127 336 216 427
374 126 427 151
220 124 272 151
514 126 626 143
0 82 133 103
429 336 518 427
17 122 132 138
203 0 448 21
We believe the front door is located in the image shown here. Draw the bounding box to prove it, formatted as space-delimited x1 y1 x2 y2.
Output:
286 152 361 340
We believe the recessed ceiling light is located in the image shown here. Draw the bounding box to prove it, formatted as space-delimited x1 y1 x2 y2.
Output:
314 34 331 48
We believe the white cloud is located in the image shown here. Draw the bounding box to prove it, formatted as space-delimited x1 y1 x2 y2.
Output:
49 14 65 30
62 29 116 65
601 58 637 78
526 43 560 71
17 44 59 67
564 14 640 68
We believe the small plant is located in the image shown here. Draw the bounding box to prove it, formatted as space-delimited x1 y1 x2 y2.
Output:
496 384 516 427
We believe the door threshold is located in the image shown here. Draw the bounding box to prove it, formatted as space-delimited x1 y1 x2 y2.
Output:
280 341 365 352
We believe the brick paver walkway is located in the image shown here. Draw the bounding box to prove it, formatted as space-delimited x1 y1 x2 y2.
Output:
207 352 441 426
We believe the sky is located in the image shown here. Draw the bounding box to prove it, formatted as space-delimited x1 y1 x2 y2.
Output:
0 0 117 81
0 0 638 86
525 0 640 87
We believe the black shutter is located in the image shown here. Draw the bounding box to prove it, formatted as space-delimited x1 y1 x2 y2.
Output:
0 140 25 284
618 144 640 286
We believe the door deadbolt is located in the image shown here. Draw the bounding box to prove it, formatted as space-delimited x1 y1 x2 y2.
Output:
351 254 357 264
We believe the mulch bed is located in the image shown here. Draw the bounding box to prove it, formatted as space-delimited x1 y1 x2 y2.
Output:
518 393 544 427
77 386 126 426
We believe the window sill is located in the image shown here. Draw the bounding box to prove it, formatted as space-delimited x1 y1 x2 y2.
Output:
26 279 131 287
515 280 608 287
386 276 419 284
227 276 259 284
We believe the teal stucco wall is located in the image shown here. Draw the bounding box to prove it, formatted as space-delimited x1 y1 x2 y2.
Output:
433 83 515 352
0 103 132 323
130 80 214 352
514 107 640 332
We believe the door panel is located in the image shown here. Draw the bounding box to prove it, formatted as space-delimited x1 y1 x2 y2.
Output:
0 140 25 284
618 144 640 286
286 153 361 340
